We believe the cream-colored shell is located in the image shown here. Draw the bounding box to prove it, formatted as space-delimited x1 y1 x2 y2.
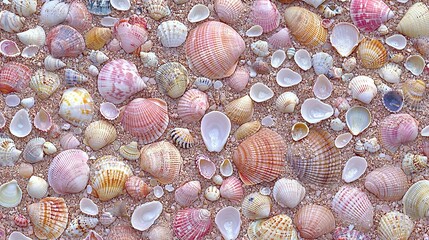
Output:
378 211 414 240
157 20 187 47
273 178 305 209
83 120 117 151
402 180 429 219
242 192 271 220
224 95 254 125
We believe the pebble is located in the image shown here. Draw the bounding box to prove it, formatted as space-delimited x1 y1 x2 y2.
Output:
61 123 71 130
213 80 223 90
259 187 271 196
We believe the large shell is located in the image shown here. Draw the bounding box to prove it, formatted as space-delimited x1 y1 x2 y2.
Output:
22 137 45 163
345 106 371 135
140 141 183 184
396 3 429 38
113 15 148 53
173 209 212 240
201 111 231 152
402 79 426 110
59 87 94 127
224 95 254 125
120 98 169 144
46 25 85 58
0 10 24 33
0 137 22 166
30 69 60 100
378 211 414 240
174 180 201 207
364 166 408 201
177 89 209 123
90 155 133 201
220 176 244 203
85 27 112 50
83 120 117 151
294 205 335 239
185 21 245 79
40 0 69 27
155 62 189 99
348 76 377 104
402 180 429 219
9 109 32 138
350 0 394 32
0 180 22 208
157 20 188 47
233 128 286 185
284 7 327 47
28 197 68 239
287 128 341 186
379 113 419 154
250 0 280 33
17 25 46 46
214 0 245 24
0 62 32 94
300 98 333 124
65 1 92 32
357 38 388 69
273 178 306 209
242 192 271 220
247 214 298 240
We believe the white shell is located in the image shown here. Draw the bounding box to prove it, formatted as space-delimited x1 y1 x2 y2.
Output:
313 74 333 100
220 159 233 177
271 50 286 68
335 132 353 148
385 34 407 50
330 22 360 57
100 102 119 120
9 109 32 138
251 40 269 57
157 20 188 48
294 49 312 71
272 178 306 209
300 98 333 124
0 112 6 129
378 63 402 84
21 45 38 58
342 156 367 183
21 97 35 109
421 126 429 137
153 186 164 198
404 55 425 76
188 4 210 23
249 82 274 102
246 25 263 37
34 108 53 132
100 17 119 27
88 65 99 77
39 0 70 27
12 0 37 17
312 52 333 75
22 137 45 163
5 94 20 107
205 185 220 201
80 198 99 216
303 0 325 8
201 111 231 152
131 201 163 231
140 52 159 68
348 76 377 104
17 26 46 46
197 155 216 179
0 180 22 208
44 55 66 71
8 231 32 240
275 92 299 113
43 142 57 155
345 106 371 136
27 176 48 199
276 68 302 87
110 0 130 11
330 118 345 131
215 206 241 240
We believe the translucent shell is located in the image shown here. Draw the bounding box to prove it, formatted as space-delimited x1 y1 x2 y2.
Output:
234 121 261 141
220 176 244 203
284 7 327 47
80 198 98 216
332 186 374 231
287 128 341 186
140 141 183 184
214 0 245 24
224 95 254 125
30 69 60 100
113 15 148 53
348 76 377 104
357 38 388 69
157 20 188 48
90 155 133 201
131 201 163 231
22 137 45 163
169 128 194 149
125 176 151 200
46 25 85 58
378 211 414 240
0 10 24 33
273 178 305 209
175 180 201 207
402 79 426 110
378 113 419 154
350 0 394 32
10 109 32 138
402 152 428 175
0 137 22 166
17 25 46 47
242 192 271 220
65 215 98 238
402 180 429 219
120 98 169 144
119 141 140 160
65 1 92 32
294 205 335 239
0 62 32 94
155 62 189 99
85 27 112 50
83 120 117 151
185 21 245 79
300 98 333 124
396 3 429 38
177 89 209 123
28 197 69 239
173 209 212 240
0 180 22 207
364 166 408 201
233 128 286 185
59 87 94 127
247 214 298 240
250 0 280 33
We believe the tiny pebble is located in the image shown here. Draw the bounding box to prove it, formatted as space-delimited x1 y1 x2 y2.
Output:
86 185 92 194
259 187 271 196
61 123 71 130
213 80 223 89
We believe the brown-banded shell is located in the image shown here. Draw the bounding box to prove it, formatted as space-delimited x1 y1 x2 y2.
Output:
28 197 68 239
247 214 298 240
402 152 428 175
396 2 429 38
46 25 85 58
294 205 335 239
119 141 140 160
220 176 243 203
169 128 194 149
234 121 261 141
379 114 419 154
177 89 209 123
175 180 201 207
273 178 305 209
357 38 387 69
156 62 189 99
242 192 271 220
85 27 112 50
83 120 117 151
214 0 245 24
402 180 429 219
224 95 254 125
22 137 45 163
291 122 309 141
30 69 60 100
364 166 408 201
125 176 151 200
378 211 414 240
401 79 426 110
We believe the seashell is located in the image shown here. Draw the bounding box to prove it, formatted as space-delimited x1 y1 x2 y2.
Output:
219 158 233 177
404 55 425 76
397 3 429 38
87 65 99 77
268 28 292 49
99 212 116 226
0 62 32 94
284 7 327 47
331 186 374 231
28 197 68 239
249 83 274 103
83 120 116 151
42 142 56 155
185 21 245 79
0 40 20 57
193 77 212 91
80 198 99 216
87 0 111 15
22 137 45 163
214 0 245 24
247 214 298 240
0 112 5 129
169 128 194 149
0 10 24 33
250 0 280 33
46 25 85 58
39 0 69 27
33 109 52 133
59 87 94 127
275 92 299 113
333 227 370 240
176 90 208 124
345 106 371 135
156 62 189 98
377 63 402 83
146 1 171 21
139 52 158 68
402 79 425 110
220 176 244 203
65 1 92 32
100 16 118 27
125 176 151 200
414 37 429 58
318 2 342 18
294 49 312 71
59 133 79 150
377 24 389 35
234 121 261 141
233 128 285 185
273 178 305 209
108 225 138 239
83 230 103 240
364 165 408 201
201 111 231 152
20 97 34 109
111 0 130 11
85 28 112 50
8 231 32 240
5 94 20 108
350 0 394 32
312 52 333 76
242 192 271 220
197 155 216 179
213 175 223 185
98 102 119 121
204 185 220 201
148 225 172 240
379 114 418 153
119 141 140 160
378 211 414 240
294 205 335 239
65 215 98 238
10 109 32 138
0 180 22 208
342 156 367 183
357 38 388 69
382 90 404 113
291 122 309 141
131 201 163 231
342 57 357 72
313 74 333 100
330 118 346 131
402 152 428 175
300 98 333 124
251 40 269 57
44 55 66 71
348 76 377 104
113 15 148 53
175 180 201 207
224 95 254 125
188 4 210 23
106 38 121 52
27 176 48 199
17 26 46 47
386 34 407 50
0 137 22 166
21 45 39 58
30 70 60 100
271 50 286 69
215 207 241 240
333 98 352 112
173 208 212 240
12 0 36 16
14 214 29 228
227 67 249 93
402 180 429 219
246 25 263 37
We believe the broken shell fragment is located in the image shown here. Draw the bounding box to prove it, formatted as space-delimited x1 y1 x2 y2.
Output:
197 155 216 179
300 98 333 124
201 111 231 152
342 156 367 183
345 106 371 135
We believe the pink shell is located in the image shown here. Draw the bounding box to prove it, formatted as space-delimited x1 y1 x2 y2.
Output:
350 0 394 32
100 102 120 120
379 114 419 154
173 209 212 240
46 25 85 58
331 186 374 231
0 39 20 57
47 149 90 194
185 21 245 79
98 59 147 104
113 15 148 53
423 140 429 158
0 62 32 94
333 227 370 240
125 176 151 200
268 28 293 49
14 214 29 228
226 66 250 92
34 108 53 132
177 89 209 123
60 132 80 150
107 38 121 52
65 1 92 32
175 180 201 207
196 154 216 179
120 98 169 144
250 0 280 33
220 176 244 203
214 0 245 24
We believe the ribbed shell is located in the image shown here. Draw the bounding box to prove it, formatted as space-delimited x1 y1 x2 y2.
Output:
234 121 261 141
113 16 148 53
30 69 60 100
348 76 377 104
185 21 245 79
46 25 85 58
0 10 25 33
272 178 306 209
157 20 188 47
284 7 327 47
22 137 45 163
293 205 335 239
402 153 427 175
396 3 429 38
119 141 140 160
247 214 298 240
378 114 419 154
402 180 429 219
177 89 209 123
227 66 249 93
65 215 98 237
108 225 139 240
224 95 254 125
250 0 280 33
120 98 169 144
333 227 370 240
83 120 117 151
28 197 69 239
65 1 92 32
378 211 414 240
357 38 387 69
0 137 22 166
402 79 426 110
59 87 95 127
90 155 133 201
364 166 408 201
169 128 194 149
214 0 245 24
140 141 183 184
155 62 189 99
242 192 271 220
173 209 212 240
287 128 341 186
174 180 201 207
60 133 80 150
125 176 151 200
85 27 112 50
0 62 32 94
350 0 394 32
233 128 286 185
220 176 244 203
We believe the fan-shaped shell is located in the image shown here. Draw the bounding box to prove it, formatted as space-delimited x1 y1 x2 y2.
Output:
294 205 335 239
275 92 299 113
345 106 371 135
173 209 212 240
348 76 377 104
0 10 24 33
273 178 305 209
85 27 112 50
146 2 171 21
242 192 271 220
0 180 22 207
169 128 194 149
330 22 360 57
157 20 187 48
125 176 151 200
402 79 426 110
224 95 254 125
268 28 292 49
30 69 60 100
177 89 209 123
397 3 429 38
59 133 80 150
402 180 429 219
0 137 22 166
119 141 140 160
234 121 261 141
220 176 244 203
46 25 85 58
350 0 394 32
214 0 245 24
83 120 116 151
156 62 189 99
40 0 69 27
364 166 408 201
379 113 419 153
65 1 92 32
59 87 94 127
0 62 32 94
22 137 45 163
357 38 387 69
378 211 414 240
113 15 148 53
247 214 298 240
250 0 280 33
175 180 201 207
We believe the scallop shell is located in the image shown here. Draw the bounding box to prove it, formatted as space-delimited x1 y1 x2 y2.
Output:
146 1 171 21
131 201 163 231
273 178 306 209
0 137 22 166
300 98 333 124
294 205 335 239
378 63 402 84
59 87 94 127
357 38 388 69
313 74 333 100
28 197 68 239
188 4 210 23
44 55 66 71
0 62 32 94
125 176 151 200
382 90 404 113
59 133 80 150
10 109 32 138
249 83 274 103
30 69 60 100
65 1 92 32
119 141 140 160
0 10 24 33
17 25 46 47
113 15 148 53
227 67 249 93
215 206 241 240
342 156 367 183
169 128 194 149
268 28 293 49
234 121 261 141
396 3 429 38
291 122 309 141
0 180 22 208
345 106 371 135
156 20 187 48
404 55 425 76
364 165 408 201
175 180 201 207
402 79 426 110
22 137 45 163
65 215 98 238
293 49 312 71
46 25 85 58
275 92 299 113
224 95 254 125
247 214 298 240
214 0 245 24
220 176 244 203
379 113 419 153
201 111 231 152
348 76 377 104
0 39 20 57
242 192 271 220
40 0 69 27
402 180 429 219
402 152 428 175
156 62 189 99
250 0 280 33
378 211 414 240
173 209 212 240
80 198 99 216
350 0 394 32
83 120 116 151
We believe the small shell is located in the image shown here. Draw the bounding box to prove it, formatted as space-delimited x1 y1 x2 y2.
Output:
271 50 286 69
234 121 261 141
140 52 158 68
79 198 99 216
214 0 245 24
268 28 292 49
414 37 429 59
88 50 109 66
147 2 171 21
291 122 309 141
404 55 425 76
348 76 377 104
21 45 39 58
27 176 48 199
17 25 46 46
402 180 429 219
173 209 212 240
0 39 20 57
46 25 85 58
119 141 140 160
219 158 233 177
220 176 244 203
249 83 274 103
18 163 33 178
106 38 121 52
83 230 103 240
402 79 426 110
42 142 57 155
0 10 24 33
247 214 298 240
396 2 429 38
378 211 414 240
83 120 116 151
251 40 269 57
99 102 119 121
0 137 22 166
313 74 333 100
382 90 404 113
312 52 333 75
23 137 45 163
5 94 20 107
59 87 95 127
365 166 408 201
225 95 254 125
318 2 342 18
30 70 61 100
197 155 216 179
378 24 389 35
157 20 187 48
60 133 80 150
276 68 302 87
175 180 201 207
34 108 53 132
386 34 407 50
44 55 66 71
177 89 209 123
242 192 271 220
201 111 231 152
65 215 98 237
156 62 189 99
342 156 367 183
99 212 116 226
378 63 402 84
301 98 333 124
125 176 151 200
215 207 241 240
0 180 22 208
379 114 419 153
294 49 312 71
275 92 299 113
193 77 212 91
335 133 353 149
10 109 32 138
294 205 336 239
250 0 280 33
333 227 370 240
14 214 29 228
168 128 194 149
204 186 220 201
246 25 263 37
188 4 210 23
357 38 388 69
273 178 305 209
87 65 99 77
8 231 32 240
346 106 371 135
402 152 428 175
148 226 172 240
111 0 130 11
227 67 249 93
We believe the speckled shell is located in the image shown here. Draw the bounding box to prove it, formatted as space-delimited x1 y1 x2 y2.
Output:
120 98 169 144
98 59 147 104
233 128 286 185
185 21 245 79
85 27 112 50
140 141 183 184
0 137 22 166
348 76 377 104
65 1 92 32
0 62 32 94
169 128 194 149
113 15 148 53
46 25 85 58
287 128 341 186
247 214 298 240
234 121 261 141
378 211 414 240
402 79 426 110
272 178 306 209
294 205 335 239
30 69 60 100
64 68 88 86
157 20 188 47
402 180 429 219
173 209 212 240
22 137 45 163
284 7 327 47
378 114 419 154
397 3 429 38
214 0 245 24
357 38 387 69
156 62 189 98
242 192 271 220
177 89 209 123
83 120 117 151
332 186 374 231
119 141 140 160
364 166 408 201
90 155 133 201
174 180 201 207
60 133 80 150
402 153 428 175
108 225 139 240
59 87 95 127
250 0 280 33
28 197 69 239
0 10 25 33
65 215 98 238
350 0 394 32
125 176 151 200
220 176 244 203
225 95 254 125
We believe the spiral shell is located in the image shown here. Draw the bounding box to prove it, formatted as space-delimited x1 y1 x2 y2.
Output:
125 176 151 200
214 0 245 24
357 38 388 69
0 10 25 33
402 180 429 219
30 69 60 100
175 180 201 207
242 192 271 220
273 178 305 209
220 176 244 203
402 152 428 175
83 120 117 151
247 214 298 240
65 215 98 238
173 209 212 240
177 89 209 123
0 137 22 166
44 55 65 71
59 87 95 127
65 1 92 32
85 27 112 50
378 211 414 240
294 205 335 239
46 25 85 58
156 62 189 98
169 128 194 149
17 25 46 47
14 214 29 228
396 3 429 38
0 62 32 94
402 79 426 110
379 113 419 154
364 166 408 201
350 0 394 32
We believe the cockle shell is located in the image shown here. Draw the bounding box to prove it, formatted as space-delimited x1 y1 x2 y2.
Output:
146 0 171 21
378 211 414 240
275 92 299 113
17 26 45 47
125 176 151 200
364 166 408 201
233 128 285 185
402 180 429 219
131 201 163 231
273 178 306 209
59 133 80 150
268 28 292 49
185 21 245 79
120 98 168 144
214 0 245 24
113 15 148 53
294 205 335 239
294 49 312 71
300 98 333 124
397 3 429 38
346 106 371 135
402 79 425 110
291 122 309 141
201 111 231 152
173 209 212 240
197 155 216 179
90 155 133 201
157 20 187 48
402 152 428 175
247 214 298 240
175 180 201 207
234 121 261 141
357 38 388 69
350 0 394 32
0 180 22 207
0 40 20 57
44 55 66 71
250 0 280 33
156 62 189 99
59 87 94 127
23 137 45 163
378 63 402 83
404 55 425 76
65 215 98 237
249 83 274 103
119 141 140 160
0 137 22 166
12 0 36 16
226 67 249 93
224 95 254 125
379 113 418 153
215 206 241 240
28 197 68 239
332 186 374 231
313 74 333 100
220 176 244 203
85 27 112 50
65 1 92 32
188 4 210 23
46 25 85 58
242 192 271 220
83 120 116 151
80 198 98 216
177 89 209 123
0 10 24 33
348 76 377 104
30 70 60 100
10 109 32 138
48 149 90 194
169 128 194 149
0 62 32 94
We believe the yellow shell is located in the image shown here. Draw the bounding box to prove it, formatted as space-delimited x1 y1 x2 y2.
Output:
119 141 140 160
291 122 309 141
234 121 261 140
242 192 272 220
248 214 298 240
396 3 429 38
155 62 189 99
402 79 426 110
378 211 414 240
402 180 429 219
59 87 95 127
83 120 117 151
357 38 387 69
90 155 133 201
85 27 112 50
30 69 61 100
224 95 254 125
169 128 194 149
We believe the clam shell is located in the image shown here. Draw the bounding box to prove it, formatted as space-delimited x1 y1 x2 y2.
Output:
65 1 92 32
0 62 32 94
10 109 32 138
83 120 117 151
28 197 68 239
402 152 428 175
157 20 188 48
169 128 194 149
46 25 85 58
148 226 172 240
275 92 299 113
59 87 95 127
125 176 151 200
294 205 335 239
250 0 280 33
0 39 20 57
220 176 244 203
386 34 407 50
0 180 22 208
65 215 98 237
402 180 429 219
146 2 171 21
377 63 402 84
300 98 333 124
99 102 119 120
348 76 377 104
201 111 231 152
345 106 371 135
242 192 271 220
0 10 24 33
249 83 274 103
111 0 130 11
402 79 425 110
364 165 408 201
119 141 140 160
156 62 189 99
268 28 293 49
204 185 220 201
60 133 80 150
17 25 46 46
188 4 210 23
100 16 118 27
9 231 31 240
0 137 22 166
350 0 394 32
113 15 148 53
177 89 209 123
12 0 37 17
234 121 261 141
382 90 404 113
44 55 66 71
404 54 425 76
131 201 163 231
342 156 367 183
313 74 333 100
291 122 309 141
227 67 250 93
173 209 212 240
175 180 201 207
40 0 69 27
357 38 388 69
214 0 245 24
294 49 312 71
379 113 418 153
30 69 61 100
247 214 298 240
219 158 233 177
396 3 429 38
23 137 45 163
246 25 263 37
215 207 241 240
273 178 305 209
34 108 53 132
5 94 20 107
276 68 302 87
225 95 254 125
378 211 414 240
197 155 216 179
79 198 99 216
271 50 286 68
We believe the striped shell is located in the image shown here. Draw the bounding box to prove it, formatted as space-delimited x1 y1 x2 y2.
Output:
348 76 377 104
173 209 212 240
402 180 429 219
250 0 280 33
0 137 22 166
350 0 394 32
119 141 140 160
247 214 298 240
364 166 408 201
30 69 60 100
396 2 429 38
174 180 201 207
65 1 92 32
46 25 85 58
156 62 189 99
60 133 80 150
268 28 292 49
22 137 45 163
402 79 426 110
0 62 32 94
125 176 151 200
169 128 194 149
402 153 428 175
83 120 117 151
0 10 24 33
242 192 271 220
85 27 112 50
157 20 188 48
177 89 209 123
220 176 244 203
17 25 46 47
294 205 335 239
227 66 249 93
44 55 65 71
0 180 22 207
357 38 388 69
225 95 254 125
64 69 88 86
378 113 419 154
272 178 306 209
59 87 95 127
214 0 245 24
234 121 261 140
378 211 414 240
205 185 220 202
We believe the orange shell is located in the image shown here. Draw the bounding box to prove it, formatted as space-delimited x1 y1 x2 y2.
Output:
357 38 387 69
125 176 151 200
294 205 336 239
